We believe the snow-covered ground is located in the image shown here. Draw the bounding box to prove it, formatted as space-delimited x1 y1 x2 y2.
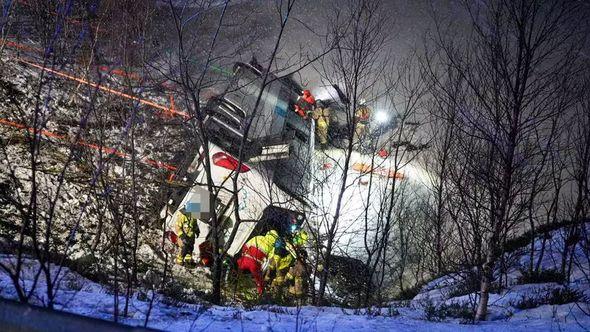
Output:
2 224 589 331
1 255 588 331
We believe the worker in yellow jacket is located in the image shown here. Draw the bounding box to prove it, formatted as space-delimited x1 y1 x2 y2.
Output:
286 249 308 299
266 238 295 290
175 206 200 265
268 229 309 293
312 102 331 148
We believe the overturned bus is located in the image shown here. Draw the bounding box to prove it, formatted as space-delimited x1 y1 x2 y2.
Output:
160 61 313 258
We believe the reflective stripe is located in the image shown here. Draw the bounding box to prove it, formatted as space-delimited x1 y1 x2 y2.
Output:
176 213 198 237
242 245 267 264
245 231 278 254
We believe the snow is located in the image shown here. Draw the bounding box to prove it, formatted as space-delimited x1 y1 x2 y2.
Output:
1 254 589 331
407 224 590 329
1 37 589 332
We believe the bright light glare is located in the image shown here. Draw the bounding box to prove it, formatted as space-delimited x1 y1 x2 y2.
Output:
312 86 340 101
374 111 389 124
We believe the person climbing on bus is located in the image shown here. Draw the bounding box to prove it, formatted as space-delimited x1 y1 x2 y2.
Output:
175 204 200 266
354 104 371 143
312 100 331 148
294 89 316 119
237 230 280 295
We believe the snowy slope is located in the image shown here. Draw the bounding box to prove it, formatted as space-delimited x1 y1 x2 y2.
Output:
411 223 590 325
1 250 589 331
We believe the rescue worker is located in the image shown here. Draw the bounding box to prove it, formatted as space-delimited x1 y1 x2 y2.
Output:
267 228 308 294
175 205 200 266
198 240 214 267
266 238 295 292
294 90 316 119
237 230 280 295
286 249 308 300
312 100 331 148
354 104 371 143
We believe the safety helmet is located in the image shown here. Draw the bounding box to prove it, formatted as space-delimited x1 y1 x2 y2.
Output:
303 89 311 96
293 230 309 247
267 230 279 239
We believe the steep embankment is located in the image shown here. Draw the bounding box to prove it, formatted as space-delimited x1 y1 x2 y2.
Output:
411 221 590 323
0 223 588 331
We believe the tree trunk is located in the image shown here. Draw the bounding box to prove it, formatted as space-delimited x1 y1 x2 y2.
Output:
211 254 223 304
475 252 495 321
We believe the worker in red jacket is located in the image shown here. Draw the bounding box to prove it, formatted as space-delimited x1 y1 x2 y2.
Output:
237 230 280 295
294 90 316 119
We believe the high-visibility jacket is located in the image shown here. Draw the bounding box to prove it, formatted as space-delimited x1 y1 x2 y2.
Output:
175 212 199 238
268 248 294 272
355 106 371 124
245 230 279 258
292 230 309 247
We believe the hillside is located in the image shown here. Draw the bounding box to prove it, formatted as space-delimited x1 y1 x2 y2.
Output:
1 222 588 331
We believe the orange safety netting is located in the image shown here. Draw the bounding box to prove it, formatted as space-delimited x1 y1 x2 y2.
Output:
0 118 177 172
2 39 181 112
18 58 189 119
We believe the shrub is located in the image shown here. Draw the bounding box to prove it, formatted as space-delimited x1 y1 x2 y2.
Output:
503 220 577 254
160 281 203 305
548 288 584 305
394 282 424 300
447 273 479 299
443 303 475 322
423 299 474 322
387 306 400 317
352 306 399 317
514 288 584 309
446 273 503 300
514 296 540 310
327 255 370 307
65 277 84 291
517 269 565 285
423 299 439 321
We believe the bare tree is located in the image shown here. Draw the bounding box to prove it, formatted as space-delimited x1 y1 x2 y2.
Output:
561 71 590 281
311 0 390 305
0 0 17 55
430 0 585 320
